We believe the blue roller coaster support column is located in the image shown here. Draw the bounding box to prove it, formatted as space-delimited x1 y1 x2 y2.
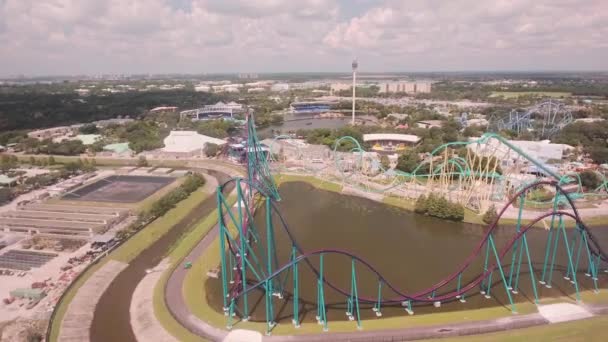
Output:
558 215 581 301
265 197 280 297
541 192 560 285
373 279 382 316
217 188 229 313
292 246 300 328
508 194 525 290
227 299 236 329
246 113 280 201
265 279 275 335
546 214 562 288
521 230 540 303
229 252 235 284
350 259 362 329
569 226 584 281
235 180 250 320
488 235 517 313
481 242 491 295
316 253 328 331
564 228 580 281
581 229 600 292
456 273 466 303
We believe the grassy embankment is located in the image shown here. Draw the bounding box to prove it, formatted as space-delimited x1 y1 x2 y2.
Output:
177 174 601 336
49 186 211 342
438 314 608 342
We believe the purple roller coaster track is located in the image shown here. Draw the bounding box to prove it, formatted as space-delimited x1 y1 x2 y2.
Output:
215 116 608 336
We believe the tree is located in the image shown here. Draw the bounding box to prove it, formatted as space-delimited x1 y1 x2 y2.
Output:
587 147 608 165
137 155 148 167
415 195 428 214
204 143 220 157
579 170 601 190
396 150 420 173
79 123 99 134
1 154 18 171
482 204 498 225
0 188 14 205
48 156 56 165
380 155 390 170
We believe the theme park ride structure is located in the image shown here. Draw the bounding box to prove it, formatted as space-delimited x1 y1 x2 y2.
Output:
332 132 607 212
489 100 573 138
216 116 608 335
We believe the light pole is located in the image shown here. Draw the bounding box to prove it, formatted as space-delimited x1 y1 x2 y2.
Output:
352 58 358 125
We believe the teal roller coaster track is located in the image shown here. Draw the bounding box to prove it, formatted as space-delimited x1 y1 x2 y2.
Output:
216 115 608 335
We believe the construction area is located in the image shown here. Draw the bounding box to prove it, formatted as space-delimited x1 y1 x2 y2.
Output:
0 203 127 238
0 168 186 338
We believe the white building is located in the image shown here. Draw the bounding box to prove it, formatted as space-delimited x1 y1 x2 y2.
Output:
195 84 211 92
247 87 266 93
212 84 242 93
416 120 443 129
467 138 575 165
377 81 432 94
160 131 226 158
74 88 90 96
180 101 244 121
271 83 289 92
363 133 421 152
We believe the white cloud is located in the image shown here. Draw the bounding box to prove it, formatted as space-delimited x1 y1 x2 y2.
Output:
0 0 606 75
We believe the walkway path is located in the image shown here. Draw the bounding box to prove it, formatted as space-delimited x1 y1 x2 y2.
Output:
58 260 127 342
88 167 234 342
130 258 177 342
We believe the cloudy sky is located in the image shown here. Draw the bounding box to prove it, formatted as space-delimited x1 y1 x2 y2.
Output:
1 0 607 76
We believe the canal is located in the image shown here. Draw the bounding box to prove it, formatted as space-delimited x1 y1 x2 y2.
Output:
89 170 233 342
206 181 608 323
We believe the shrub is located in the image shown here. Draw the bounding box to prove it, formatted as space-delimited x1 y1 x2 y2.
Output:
482 204 498 225
415 195 428 214
415 193 464 221
579 170 601 190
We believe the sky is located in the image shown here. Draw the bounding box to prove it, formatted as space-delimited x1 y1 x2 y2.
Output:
1 0 607 76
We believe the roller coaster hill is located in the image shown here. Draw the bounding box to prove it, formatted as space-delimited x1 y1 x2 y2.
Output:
214 113 608 335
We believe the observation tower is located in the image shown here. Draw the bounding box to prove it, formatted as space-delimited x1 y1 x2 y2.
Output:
352 58 358 125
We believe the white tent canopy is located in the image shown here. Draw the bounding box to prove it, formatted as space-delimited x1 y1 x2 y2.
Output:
162 131 226 153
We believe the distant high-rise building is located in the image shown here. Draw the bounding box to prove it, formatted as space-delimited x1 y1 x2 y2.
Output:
238 73 259 79
352 59 358 125
378 81 432 94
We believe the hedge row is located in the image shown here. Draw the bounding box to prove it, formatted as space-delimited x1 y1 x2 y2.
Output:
415 193 465 222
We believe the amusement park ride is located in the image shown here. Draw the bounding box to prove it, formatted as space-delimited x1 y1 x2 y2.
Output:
215 112 608 335
489 100 573 138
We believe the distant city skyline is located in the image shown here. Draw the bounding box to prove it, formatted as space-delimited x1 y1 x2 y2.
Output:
1 0 607 77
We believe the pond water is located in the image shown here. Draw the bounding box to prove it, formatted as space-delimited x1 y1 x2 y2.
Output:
206 182 608 323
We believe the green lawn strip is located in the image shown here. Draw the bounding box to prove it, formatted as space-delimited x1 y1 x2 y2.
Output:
111 190 209 263
275 174 343 192
436 315 608 342
151 195 236 342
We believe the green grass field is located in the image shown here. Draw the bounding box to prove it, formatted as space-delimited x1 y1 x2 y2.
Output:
152 195 237 342
438 315 608 342
274 174 343 192
490 91 572 99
